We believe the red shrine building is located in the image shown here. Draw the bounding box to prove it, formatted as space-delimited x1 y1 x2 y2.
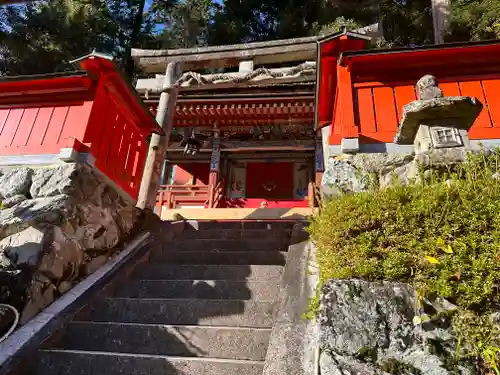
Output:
1 32 500 215
0 53 162 202
133 32 500 213
133 30 370 211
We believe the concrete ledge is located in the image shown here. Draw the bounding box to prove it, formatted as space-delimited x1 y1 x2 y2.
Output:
58 148 95 165
341 138 359 153
471 139 500 149
0 222 184 375
263 223 319 375
328 139 500 155
161 208 315 221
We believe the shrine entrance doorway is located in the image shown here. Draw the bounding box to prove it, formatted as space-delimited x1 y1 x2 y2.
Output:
225 155 312 208
246 162 294 200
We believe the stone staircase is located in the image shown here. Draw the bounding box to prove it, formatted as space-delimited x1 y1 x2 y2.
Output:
34 221 294 375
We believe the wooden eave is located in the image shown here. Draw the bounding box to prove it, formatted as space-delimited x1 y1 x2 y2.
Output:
167 139 315 152
146 95 315 127
140 81 315 101
132 30 370 73
340 39 500 82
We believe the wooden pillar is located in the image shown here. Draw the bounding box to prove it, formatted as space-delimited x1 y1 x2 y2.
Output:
432 0 449 44
208 131 221 208
312 136 325 207
137 62 181 210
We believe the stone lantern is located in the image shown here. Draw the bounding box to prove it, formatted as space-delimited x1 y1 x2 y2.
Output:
394 75 483 154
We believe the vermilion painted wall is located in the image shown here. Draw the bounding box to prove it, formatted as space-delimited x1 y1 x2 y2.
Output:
87 83 149 198
0 104 92 155
353 77 500 143
317 35 367 128
325 42 500 145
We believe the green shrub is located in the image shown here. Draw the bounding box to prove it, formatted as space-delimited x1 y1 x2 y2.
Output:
309 150 500 374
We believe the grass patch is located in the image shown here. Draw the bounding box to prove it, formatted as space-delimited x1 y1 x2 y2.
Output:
309 150 500 374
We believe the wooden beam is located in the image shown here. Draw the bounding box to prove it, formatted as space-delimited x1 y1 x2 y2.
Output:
137 62 181 210
167 140 315 152
132 40 320 73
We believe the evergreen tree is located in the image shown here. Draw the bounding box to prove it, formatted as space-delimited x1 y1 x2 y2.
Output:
380 0 434 47
1 0 499 77
447 0 500 41
0 0 146 75
150 0 214 48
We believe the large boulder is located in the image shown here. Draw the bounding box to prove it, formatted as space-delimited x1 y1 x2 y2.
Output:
321 154 420 196
2 195 27 209
0 195 72 239
20 274 56 324
319 279 469 375
349 153 415 175
30 165 79 198
0 225 83 281
0 162 141 326
0 168 33 199
321 158 370 197
320 149 491 196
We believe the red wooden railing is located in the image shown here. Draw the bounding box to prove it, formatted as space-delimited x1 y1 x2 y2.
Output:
156 184 210 210
156 178 225 210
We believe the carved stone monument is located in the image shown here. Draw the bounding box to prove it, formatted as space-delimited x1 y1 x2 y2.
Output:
394 74 483 154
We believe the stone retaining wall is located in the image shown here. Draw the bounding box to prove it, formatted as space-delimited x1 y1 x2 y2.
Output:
0 163 140 325
321 148 477 196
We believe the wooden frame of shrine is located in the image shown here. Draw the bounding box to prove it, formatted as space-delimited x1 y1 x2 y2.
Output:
133 29 371 211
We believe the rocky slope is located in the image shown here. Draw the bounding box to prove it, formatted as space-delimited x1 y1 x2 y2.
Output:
0 163 140 327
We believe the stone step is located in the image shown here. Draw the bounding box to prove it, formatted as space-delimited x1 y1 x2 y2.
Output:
177 228 292 240
184 221 295 231
114 280 281 300
36 349 265 375
149 250 287 265
131 264 283 281
85 298 276 328
57 322 271 361
166 238 288 252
